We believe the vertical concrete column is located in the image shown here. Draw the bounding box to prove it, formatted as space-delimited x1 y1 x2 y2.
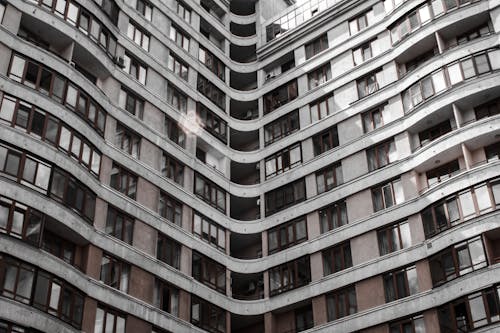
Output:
180 245 192 276
2 5 21 34
226 268 231 297
461 143 472 170
143 103 164 133
258 96 264 118
117 10 129 34
301 138 315 163
310 252 324 281
297 74 309 97
294 45 306 66
178 290 191 322
84 244 103 280
298 105 311 128
128 266 154 303
263 270 270 298
351 231 379 265
136 177 159 212
305 173 317 199
261 230 269 256
408 213 425 245
401 170 419 200
394 131 412 160
139 139 161 170
81 297 98 333
126 316 151 333
264 312 275 333
182 205 193 232
259 126 265 150
423 309 441 332
60 42 75 63
183 165 195 193
0 44 12 75
93 198 108 231
312 295 328 326
133 220 157 256
489 6 500 33
338 114 363 146
415 259 433 293
346 190 373 222
452 103 462 128
306 211 321 240
259 193 265 219
435 31 446 54
380 61 398 87
190 10 201 33
355 276 385 311
225 311 231 333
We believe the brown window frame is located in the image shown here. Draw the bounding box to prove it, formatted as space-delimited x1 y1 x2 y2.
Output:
322 241 352 276
161 152 184 185
123 52 147 84
119 86 144 118
136 0 152 21
372 178 403 212
362 104 384 133
319 200 348 233
198 45 225 81
7 54 106 135
308 63 332 89
99 253 129 292
159 192 182 226
305 34 328 59
176 0 191 23
313 125 339 156
169 24 190 52
366 139 396 172
265 178 306 216
197 75 226 111
114 122 140 158
357 69 380 98
127 20 150 51
192 212 226 251
42 230 76 265
326 285 357 321
192 251 226 293
268 216 307 254
49 167 96 222
383 266 417 302
316 162 343 194
105 205 134 244
157 233 181 269
167 52 189 81
94 304 126 333
197 103 227 143
377 220 411 255
264 80 298 114
110 163 138 200
309 95 332 123
429 236 487 287
164 115 186 148
166 83 188 113
269 256 311 296
194 173 226 213
264 110 299 146
475 97 500 120
264 143 302 179
191 295 226 333
153 278 179 315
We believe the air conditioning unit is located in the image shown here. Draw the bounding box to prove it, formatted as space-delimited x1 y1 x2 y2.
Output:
69 61 76 67
116 56 125 69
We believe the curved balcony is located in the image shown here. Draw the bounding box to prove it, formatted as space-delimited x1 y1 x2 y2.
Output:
1 175 499 315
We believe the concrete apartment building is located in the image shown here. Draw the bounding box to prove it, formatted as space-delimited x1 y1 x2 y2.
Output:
0 0 499 332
